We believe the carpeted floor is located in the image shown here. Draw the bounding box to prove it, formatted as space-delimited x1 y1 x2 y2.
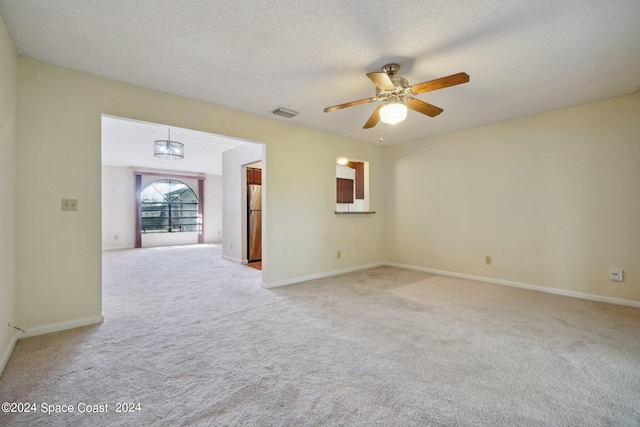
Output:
1 244 639 426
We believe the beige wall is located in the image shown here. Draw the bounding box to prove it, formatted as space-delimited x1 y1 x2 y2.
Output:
261 130 385 287
7 47 639 346
0 15 17 371
203 174 223 244
15 58 386 330
102 165 136 249
384 93 640 301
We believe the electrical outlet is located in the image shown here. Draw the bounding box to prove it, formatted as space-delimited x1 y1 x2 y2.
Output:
337 250 341 259
61 198 78 212
485 256 492 265
610 269 623 282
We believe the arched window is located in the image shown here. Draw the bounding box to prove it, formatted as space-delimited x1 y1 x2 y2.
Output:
141 179 198 233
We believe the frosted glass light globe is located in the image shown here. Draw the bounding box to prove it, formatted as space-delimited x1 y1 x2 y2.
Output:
379 103 407 125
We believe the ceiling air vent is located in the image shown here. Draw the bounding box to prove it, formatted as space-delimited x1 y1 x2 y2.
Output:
272 107 299 118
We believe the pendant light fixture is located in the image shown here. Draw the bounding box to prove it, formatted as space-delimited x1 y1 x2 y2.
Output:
154 128 184 159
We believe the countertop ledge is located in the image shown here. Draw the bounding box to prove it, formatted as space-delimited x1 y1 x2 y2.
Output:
334 211 376 215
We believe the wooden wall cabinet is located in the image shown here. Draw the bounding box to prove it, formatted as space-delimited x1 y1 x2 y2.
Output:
338 161 364 200
247 167 262 185
336 178 354 203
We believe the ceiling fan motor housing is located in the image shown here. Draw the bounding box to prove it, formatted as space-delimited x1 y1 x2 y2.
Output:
382 63 400 77
392 76 409 88
376 76 411 101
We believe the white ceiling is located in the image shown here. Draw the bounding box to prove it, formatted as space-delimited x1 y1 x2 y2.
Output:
2 1 639 145
101 115 247 175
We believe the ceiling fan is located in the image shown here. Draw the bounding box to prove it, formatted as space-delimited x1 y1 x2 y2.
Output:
324 64 469 129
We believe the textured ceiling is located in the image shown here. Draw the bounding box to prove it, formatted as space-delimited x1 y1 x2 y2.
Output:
1 0 639 145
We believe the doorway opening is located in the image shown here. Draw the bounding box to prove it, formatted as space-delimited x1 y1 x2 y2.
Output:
101 114 266 272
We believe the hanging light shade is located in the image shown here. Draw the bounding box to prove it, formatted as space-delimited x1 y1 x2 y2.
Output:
379 103 408 125
154 128 184 160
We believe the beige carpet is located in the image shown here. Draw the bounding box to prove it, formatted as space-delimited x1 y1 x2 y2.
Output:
1 244 639 426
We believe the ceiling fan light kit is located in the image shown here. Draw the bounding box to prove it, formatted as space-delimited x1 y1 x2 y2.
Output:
324 63 469 129
379 103 407 124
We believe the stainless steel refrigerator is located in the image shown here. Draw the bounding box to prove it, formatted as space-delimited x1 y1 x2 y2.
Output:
248 184 262 262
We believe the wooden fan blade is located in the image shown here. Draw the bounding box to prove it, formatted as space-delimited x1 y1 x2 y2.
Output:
405 98 443 117
410 72 469 94
363 106 382 129
324 97 376 113
366 72 395 90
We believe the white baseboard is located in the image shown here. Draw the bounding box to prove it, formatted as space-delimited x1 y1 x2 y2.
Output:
1 315 104 376
221 255 242 264
386 262 640 309
20 315 105 339
0 332 19 377
262 262 385 288
102 245 134 251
